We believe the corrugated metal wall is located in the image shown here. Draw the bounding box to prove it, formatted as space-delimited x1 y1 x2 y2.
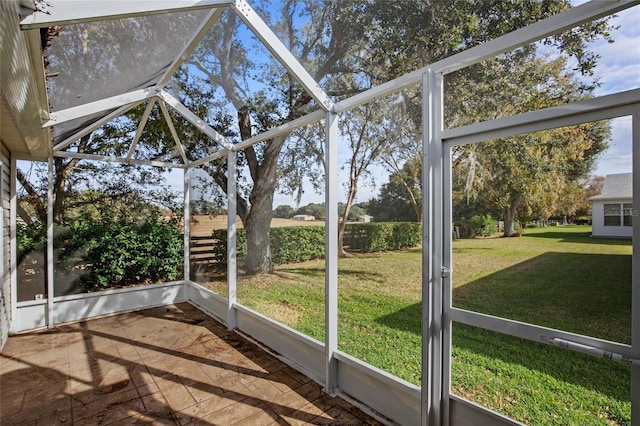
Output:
0 142 11 349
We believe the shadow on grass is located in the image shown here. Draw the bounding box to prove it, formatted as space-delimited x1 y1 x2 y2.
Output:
375 251 632 400
279 266 386 283
522 229 631 245
375 301 630 401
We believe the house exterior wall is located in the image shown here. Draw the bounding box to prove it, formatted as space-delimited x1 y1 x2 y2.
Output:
591 198 634 238
0 142 10 349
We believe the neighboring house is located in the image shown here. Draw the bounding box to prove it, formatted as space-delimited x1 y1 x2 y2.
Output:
358 215 373 223
588 173 634 238
292 215 315 221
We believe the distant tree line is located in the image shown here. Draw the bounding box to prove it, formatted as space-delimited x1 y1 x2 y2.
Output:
273 202 369 222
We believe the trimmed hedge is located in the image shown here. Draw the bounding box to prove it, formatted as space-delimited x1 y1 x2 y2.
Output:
211 222 421 267
271 226 325 264
343 222 421 252
211 226 325 267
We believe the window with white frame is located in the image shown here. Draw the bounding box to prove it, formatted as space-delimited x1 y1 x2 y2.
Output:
623 203 633 227
604 203 633 227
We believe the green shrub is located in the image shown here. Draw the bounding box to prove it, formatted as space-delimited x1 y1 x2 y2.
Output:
213 227 324 267
16 222 47 264
343 222 421 252
86 216 183 287
271 226 325 264
212 222 421 268
18 215 184 289
62 215 183 288
390 222 422 249
212 228 247 266
456 215 498 238
344 223 393 252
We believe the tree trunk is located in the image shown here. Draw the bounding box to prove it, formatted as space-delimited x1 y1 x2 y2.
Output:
244 191 274 274
337 180 358 257
503 195 523 237
16 203 34 225
242 135 284 275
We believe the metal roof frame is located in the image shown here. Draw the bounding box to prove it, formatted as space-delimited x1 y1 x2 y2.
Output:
19 0 334 168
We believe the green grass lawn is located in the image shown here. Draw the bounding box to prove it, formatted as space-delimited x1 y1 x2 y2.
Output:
204 225 632 425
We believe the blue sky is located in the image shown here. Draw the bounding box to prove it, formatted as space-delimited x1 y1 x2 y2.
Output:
586 4 638 177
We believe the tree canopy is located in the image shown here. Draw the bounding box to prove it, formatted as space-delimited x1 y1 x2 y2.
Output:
27 0 617 272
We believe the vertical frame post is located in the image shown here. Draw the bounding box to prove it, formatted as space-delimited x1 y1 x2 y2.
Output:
227 150 237 330
46 157 54 328
441 139 453 426
632 111 639 426
421 69 444 425
0 163 3 333
325 111 339 394
184 168 191 284
9 157 17 334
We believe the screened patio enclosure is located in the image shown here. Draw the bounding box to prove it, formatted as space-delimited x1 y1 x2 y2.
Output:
1 0 639 425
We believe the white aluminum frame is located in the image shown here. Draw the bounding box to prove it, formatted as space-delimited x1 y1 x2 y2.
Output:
126 99 157 161
231 0 333 112
227 150 238 330
44 88 158 128
52 102 146 153
441 93 640 425
157 100 189 165
632 108 640 422
158 90 234 151
324 111 339 395
9 1 640 425
20 0 232 29
421 69 443 425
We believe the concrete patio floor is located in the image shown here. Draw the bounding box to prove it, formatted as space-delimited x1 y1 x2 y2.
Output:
0 303 385 425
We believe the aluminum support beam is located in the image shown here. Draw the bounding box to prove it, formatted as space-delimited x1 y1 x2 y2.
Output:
53 151 186 169
333 0 639 113
52 101 145 153
158 101 189 165
189 150 229 169
442 89 640 147
227 150 238 331
158 90 234 151
44 88 157 128
632 110 640 426
183 168 191 284
421 69 444 425
232 109 325 152
452 308 634 361
157 8 225 87
324 111 339 395
126 99 156 161
441 133 453 426
9 158 17 334
46 157 54 328
231 0 333 112
20 0 232 29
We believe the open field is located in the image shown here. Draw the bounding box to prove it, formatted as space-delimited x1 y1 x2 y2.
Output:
188 214 325 237
198 225 632 425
